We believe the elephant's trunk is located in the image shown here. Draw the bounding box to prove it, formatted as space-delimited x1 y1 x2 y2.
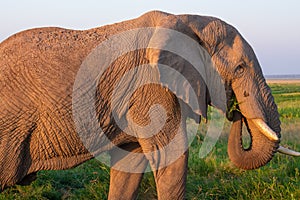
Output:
228 111 280 170
227 75 282 170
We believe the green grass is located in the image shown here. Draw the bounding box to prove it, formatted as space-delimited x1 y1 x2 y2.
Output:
1 83 299 199
270 83 300 121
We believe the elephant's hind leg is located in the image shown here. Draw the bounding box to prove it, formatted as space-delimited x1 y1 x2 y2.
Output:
108 142 148 200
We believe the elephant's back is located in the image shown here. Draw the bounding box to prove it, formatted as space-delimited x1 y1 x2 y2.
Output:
0 28 80 112
0 9 174 159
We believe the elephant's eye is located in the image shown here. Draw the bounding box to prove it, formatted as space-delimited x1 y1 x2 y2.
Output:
234 65 245 77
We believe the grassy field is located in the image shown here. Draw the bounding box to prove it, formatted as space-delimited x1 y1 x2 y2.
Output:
0 82 299 200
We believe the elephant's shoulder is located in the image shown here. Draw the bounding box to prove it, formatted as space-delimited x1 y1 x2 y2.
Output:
139 10 172 21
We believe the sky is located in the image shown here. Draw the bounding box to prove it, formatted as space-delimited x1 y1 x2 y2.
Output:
1 0 299 75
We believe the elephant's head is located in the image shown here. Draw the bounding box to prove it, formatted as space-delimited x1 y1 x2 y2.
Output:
146 12 299 170
195 19 282 169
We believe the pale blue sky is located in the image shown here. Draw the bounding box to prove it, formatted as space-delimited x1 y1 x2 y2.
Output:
1 0 299 75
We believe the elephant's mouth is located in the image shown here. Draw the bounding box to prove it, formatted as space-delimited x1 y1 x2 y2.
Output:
226 92 279 142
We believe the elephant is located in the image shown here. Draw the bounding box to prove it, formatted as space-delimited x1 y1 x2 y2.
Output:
0 10 299 199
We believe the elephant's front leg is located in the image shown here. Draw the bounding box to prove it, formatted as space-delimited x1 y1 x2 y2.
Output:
134 111 188 199
152 150 188 200
126 84 189 199
108 142 148 200
139 124 189 200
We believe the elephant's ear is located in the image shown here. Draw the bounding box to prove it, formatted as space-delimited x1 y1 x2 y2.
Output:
146 22 226 119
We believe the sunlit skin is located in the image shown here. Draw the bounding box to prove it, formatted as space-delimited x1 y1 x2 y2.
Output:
0 11 299 200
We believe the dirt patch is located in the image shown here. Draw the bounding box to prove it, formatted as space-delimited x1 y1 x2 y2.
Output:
281 92 300 96
267 79 300 84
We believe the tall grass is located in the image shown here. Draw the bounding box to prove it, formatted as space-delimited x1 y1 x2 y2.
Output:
0 83 299 199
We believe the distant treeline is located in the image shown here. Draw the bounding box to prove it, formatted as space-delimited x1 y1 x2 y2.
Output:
265 74 300 80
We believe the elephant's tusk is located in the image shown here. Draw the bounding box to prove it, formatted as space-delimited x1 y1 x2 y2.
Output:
252 119 279 141
278 146 300 156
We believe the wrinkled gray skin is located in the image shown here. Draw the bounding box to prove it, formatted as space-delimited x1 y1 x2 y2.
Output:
0 11 281 199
